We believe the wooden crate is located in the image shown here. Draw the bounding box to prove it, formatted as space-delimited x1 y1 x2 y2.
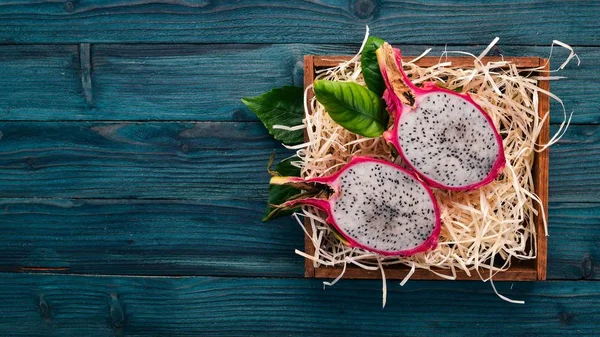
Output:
303 55 550 281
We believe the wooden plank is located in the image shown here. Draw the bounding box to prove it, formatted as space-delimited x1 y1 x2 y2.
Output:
0 122 595 202
314 263 538 281
547 203 600 280
0 122 286 200
90 44 307 122
0 1 598 45
548 124 600 203
0 44 594 124
0 273 599 336
302 55 316 278
0 198 304 277
0 45 88 118
536 59 550 280
0 198 596 280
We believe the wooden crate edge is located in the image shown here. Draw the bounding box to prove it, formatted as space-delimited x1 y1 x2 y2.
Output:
535 58 550 281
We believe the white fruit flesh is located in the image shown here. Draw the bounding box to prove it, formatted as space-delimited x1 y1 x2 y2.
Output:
399 92 500 187
331 161 437 252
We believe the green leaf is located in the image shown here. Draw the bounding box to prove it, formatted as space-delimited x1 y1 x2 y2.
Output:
273 156 301 177
313 80 388 138
263 157 302 221
361 36 386 97
242 86 304 145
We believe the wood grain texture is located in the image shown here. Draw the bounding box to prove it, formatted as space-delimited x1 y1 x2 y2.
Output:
0 122 289 200
313 262 538 281
0 0 598 45
302 55 316 278
79 43 94 108
0 45 88 119
0 1 597 334
0 44 592 123
548 125 600 202
0 122 595 201
0 198 303 277
547 203 600 280
0 198 596 280
0 273 599 336
536 59 550 280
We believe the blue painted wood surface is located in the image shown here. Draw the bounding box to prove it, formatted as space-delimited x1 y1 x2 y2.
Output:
0 44 595 123
0 1 598 45
0 122 597 202
0 1 599 335
1 273 599 336
0 199 596 280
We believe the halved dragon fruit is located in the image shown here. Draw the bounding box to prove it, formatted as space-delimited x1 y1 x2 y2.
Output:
271 156 441 256
376 42 506 190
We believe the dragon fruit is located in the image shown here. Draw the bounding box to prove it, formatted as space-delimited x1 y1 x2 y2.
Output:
271 156 441 256
376 42 506 190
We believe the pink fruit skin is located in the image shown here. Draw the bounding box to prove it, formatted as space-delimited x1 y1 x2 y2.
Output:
278 156 441 256
380 47 506 191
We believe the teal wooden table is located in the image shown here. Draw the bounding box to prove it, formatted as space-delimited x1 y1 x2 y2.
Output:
0 1 599 336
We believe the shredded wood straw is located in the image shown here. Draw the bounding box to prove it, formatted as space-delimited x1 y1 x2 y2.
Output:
285 32 577 305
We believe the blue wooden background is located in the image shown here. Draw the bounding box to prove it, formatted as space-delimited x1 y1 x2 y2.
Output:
0 1 599 336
